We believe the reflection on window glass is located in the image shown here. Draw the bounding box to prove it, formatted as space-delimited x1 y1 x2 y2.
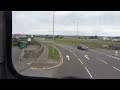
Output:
12 11 120 79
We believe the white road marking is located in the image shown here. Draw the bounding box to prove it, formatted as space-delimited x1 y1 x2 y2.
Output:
78 58 83 64
66 55 70 60
73 53 77 57
84 55 90 60
113 67 120 72
115 51 118 56
90 49 120 60
85 67 93 78
96 58 108 64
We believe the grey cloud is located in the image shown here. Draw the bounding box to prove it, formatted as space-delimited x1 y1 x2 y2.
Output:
12 11 120 36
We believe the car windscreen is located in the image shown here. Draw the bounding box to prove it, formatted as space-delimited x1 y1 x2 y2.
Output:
12 11 120 79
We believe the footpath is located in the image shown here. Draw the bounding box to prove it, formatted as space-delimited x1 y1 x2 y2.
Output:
18 44 60 73
29 44 60 69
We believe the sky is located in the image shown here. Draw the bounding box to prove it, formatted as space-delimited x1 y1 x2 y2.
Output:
12 11 120 36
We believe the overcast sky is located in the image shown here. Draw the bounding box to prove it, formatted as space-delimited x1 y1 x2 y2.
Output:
12 11 120 36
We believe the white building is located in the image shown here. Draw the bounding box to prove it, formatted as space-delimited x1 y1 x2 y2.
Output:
13 34 27 39
112 37 120 41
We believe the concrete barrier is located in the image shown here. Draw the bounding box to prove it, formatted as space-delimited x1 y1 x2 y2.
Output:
20 45 44 63
23 45 44 58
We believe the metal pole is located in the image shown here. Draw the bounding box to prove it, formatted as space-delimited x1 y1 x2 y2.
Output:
53 11 54 56
77 20 78 45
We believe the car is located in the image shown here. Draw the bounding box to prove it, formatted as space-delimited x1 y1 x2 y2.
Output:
77 44 88 50
18 41 28 48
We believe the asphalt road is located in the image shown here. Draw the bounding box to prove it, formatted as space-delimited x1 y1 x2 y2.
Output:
47 41 120 79
12 40 120 79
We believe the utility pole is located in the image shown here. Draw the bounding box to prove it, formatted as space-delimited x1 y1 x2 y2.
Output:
77 20 78 45
53 11 55 56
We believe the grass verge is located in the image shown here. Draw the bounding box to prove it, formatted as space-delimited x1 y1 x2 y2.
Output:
45 38 120 50
47 44 59 59
34 38 59 59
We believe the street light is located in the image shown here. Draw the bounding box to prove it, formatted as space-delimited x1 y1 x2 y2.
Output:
76 20 79 45
53 11 55 56
73 19 79 45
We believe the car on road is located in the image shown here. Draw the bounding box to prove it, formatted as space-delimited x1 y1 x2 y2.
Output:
18 41 28 49
77 44 88 50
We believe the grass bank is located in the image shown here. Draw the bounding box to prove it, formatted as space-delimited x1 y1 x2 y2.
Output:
47 44 59 59
34 38 59 59
44 37 120 50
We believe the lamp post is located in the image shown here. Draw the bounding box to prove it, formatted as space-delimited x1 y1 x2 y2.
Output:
76 20 79 45
53 11 55 56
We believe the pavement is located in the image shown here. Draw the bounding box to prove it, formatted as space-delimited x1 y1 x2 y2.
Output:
20 44 60 77
12 46 22 72
12 45 40 73
12 44 60 77
12 40 120 79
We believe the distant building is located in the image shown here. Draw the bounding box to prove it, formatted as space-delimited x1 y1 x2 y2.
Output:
98 36 120 41
98 36 113 40
103 37 111 40
112 37 120 41
13 34 27 39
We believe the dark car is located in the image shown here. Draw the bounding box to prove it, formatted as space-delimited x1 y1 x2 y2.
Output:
77 44 88 50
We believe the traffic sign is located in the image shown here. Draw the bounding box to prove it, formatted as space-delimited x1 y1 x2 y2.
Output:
28 38 31 42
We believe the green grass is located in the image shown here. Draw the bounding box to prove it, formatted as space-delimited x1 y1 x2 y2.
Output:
44 37 120 50
47 44 59 59
56 38 78 46
34 37 120 53
34 38 59 59
55 39 110 49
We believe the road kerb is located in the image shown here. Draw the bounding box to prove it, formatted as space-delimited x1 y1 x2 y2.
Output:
30 44 64 70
